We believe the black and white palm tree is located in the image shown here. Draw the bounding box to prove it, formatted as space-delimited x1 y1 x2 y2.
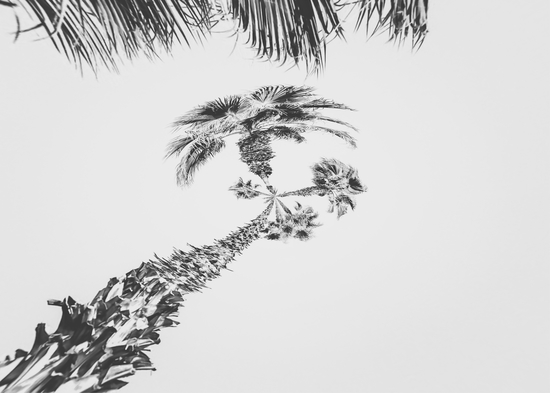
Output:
0 87 366 392
1 0 429 73
167 85 357 191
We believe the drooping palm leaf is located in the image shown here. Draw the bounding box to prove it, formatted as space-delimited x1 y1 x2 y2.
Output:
328 193 356 218
165 135 195 158
351 0 429 49
174 136 226 185
4 0 429 72
300 97 353 110
264 126 306 144
227 0 343 72
250 106 357 132
259 122 356 147
305 125 357 147
10 0 213 71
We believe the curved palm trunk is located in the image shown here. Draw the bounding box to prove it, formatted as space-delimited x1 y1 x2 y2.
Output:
0 203 273 393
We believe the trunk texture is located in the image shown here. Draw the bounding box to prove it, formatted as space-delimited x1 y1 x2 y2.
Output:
0 203 273 393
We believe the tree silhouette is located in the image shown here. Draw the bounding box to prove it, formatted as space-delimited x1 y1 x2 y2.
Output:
0 86 366 392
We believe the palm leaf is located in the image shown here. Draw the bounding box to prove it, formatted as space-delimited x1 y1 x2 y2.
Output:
328 193 356 218
255 122 356 147
286 112 357 131
300 97 354 110
227 0 343 71
229 177 261 199
175 136 226 185
6 0 429 73
257 108 358 134
312 158 365 192
264 126 306 144
351 0 429 49
302 125 357 147
173 95 244 135
246 85 352 117
336 193 356 210
10 0 212 72
165 135 195 159
247 85 316 106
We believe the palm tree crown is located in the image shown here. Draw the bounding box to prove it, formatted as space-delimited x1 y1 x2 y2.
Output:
167 85 357 187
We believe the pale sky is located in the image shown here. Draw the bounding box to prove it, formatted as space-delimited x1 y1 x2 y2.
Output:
0 1 549 393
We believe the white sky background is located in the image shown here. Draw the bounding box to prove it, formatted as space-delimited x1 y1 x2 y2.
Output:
0 1 549 392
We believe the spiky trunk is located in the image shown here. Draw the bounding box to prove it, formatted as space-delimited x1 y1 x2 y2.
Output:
0 203 273 393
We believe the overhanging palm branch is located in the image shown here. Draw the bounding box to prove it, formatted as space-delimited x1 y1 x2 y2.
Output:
352 0 429 49
3 0 429 73
228 0 344 72
7 0 213 71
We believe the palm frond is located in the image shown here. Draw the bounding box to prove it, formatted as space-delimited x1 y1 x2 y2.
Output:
229 177 261 199
165 135 195 159
12 0 213 72
336 193 356 209
175 136 226 186
328 193 356 218
227 0 343 71
350 0 429 49
312 158 366 193
248 85 316 106
304 125 357 147
310 114 358 131
262 201 321 241
264 126 306 143
173 95 244 135
255 108 357 135
6 0 429 73
300 97 354 110
246 85 352 117
345 167 366 194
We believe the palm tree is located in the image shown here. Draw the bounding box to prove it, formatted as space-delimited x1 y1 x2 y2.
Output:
1 0 429 73
0 87 365 392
